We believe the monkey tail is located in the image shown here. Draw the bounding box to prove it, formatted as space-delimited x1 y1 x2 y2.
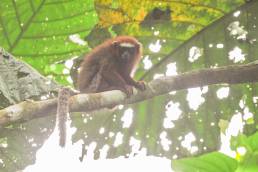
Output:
56 87 71 147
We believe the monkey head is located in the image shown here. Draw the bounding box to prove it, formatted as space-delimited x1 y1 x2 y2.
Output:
112 40 141 62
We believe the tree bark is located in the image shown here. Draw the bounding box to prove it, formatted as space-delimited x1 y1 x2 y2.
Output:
0 60 258 126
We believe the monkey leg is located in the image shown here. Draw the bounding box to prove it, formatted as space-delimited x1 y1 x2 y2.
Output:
100 66 134 97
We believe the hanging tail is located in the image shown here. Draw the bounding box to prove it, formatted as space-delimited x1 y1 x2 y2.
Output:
56 87 71 147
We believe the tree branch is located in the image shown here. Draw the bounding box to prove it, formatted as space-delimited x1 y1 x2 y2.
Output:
0 60 258 126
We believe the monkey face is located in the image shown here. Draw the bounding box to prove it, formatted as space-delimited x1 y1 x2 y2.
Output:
120 48 135 61
118 42 138 61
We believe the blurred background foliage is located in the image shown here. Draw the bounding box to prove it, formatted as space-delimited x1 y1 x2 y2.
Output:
0 0 258 171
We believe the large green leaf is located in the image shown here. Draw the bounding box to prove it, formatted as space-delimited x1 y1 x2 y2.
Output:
171 132 258 172
171 152 238 172
90 0 245 80
171 131 258 172
0 0 97 171
0 0 98 76
72 0 258 161
2 0 258 172
230 132 258 172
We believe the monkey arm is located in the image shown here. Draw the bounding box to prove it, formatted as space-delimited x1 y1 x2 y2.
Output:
122 74 146 91
101 66 133 96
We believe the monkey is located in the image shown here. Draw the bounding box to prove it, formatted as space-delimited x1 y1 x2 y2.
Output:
56 36 145 147
77 36 146 96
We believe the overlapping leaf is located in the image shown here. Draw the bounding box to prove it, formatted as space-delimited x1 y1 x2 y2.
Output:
73 0 258 161
0 0 98 81
1 0 257 171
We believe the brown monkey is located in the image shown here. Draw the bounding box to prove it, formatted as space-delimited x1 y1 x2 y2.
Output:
56 36 145 147
77 36 145 96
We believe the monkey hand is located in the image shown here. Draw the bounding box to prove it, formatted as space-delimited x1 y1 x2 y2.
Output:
135 81 146 91
123 85 134 97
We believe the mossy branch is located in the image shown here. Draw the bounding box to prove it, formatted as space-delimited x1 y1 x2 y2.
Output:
0 60 258 126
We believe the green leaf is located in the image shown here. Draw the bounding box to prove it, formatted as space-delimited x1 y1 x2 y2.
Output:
230 132 258 172
246 132 258 151
172 152 238 172
0 0 98 74
73 0 257 161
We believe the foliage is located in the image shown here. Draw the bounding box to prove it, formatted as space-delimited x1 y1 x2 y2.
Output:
232 132 258 172
172 152 238 172
171 131 258 171
1 0 258 172
0 0 98 84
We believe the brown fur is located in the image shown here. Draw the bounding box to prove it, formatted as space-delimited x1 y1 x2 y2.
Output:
56 87 70 147
56 36 145 147
77 36 145 96
56 87 78 147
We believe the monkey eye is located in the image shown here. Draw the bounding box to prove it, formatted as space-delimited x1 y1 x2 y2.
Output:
122 47 135 54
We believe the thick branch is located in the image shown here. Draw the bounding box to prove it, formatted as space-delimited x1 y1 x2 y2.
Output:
0 60 258 126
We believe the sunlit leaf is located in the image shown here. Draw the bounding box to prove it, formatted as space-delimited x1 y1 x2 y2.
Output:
171 152 238 172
